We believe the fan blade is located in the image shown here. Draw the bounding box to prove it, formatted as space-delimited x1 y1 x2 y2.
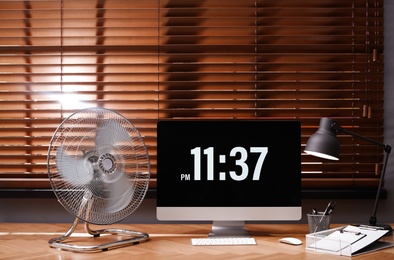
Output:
105 175 134 213
95 119 132 148
56 147 93 186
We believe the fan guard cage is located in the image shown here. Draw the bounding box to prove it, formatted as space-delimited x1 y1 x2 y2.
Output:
48 107 150 225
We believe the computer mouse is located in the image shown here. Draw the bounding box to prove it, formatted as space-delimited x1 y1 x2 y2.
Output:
279 237 303 246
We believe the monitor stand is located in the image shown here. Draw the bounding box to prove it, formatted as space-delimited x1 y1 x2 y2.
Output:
208 221 251 238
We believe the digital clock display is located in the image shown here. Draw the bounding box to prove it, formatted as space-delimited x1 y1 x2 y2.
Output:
157 120 301 207
189 146 268 181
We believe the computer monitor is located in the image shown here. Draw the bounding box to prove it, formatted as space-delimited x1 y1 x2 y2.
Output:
156 120 302 237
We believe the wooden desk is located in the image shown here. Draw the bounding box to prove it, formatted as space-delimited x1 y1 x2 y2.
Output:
0 223 393 259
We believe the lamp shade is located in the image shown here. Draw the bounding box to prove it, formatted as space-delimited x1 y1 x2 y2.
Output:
304 118 340 160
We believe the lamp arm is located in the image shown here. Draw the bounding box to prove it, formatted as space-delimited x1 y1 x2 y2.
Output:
369 151 390 226
331 122 391 152
332 121 392 227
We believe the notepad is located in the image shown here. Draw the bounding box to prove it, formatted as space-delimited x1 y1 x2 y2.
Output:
307 225 393 256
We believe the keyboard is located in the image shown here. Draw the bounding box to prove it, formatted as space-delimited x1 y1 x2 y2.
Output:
191 237 256 246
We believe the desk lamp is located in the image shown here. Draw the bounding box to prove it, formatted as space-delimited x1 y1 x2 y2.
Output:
304 117 392 231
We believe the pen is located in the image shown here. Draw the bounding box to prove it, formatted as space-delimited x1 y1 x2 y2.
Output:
340 229 362 235
323 201 336 216
313 201 336 232
359 224 384 231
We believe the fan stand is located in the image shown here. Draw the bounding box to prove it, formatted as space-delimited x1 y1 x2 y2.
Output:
48 193 149 252
48 218 149 252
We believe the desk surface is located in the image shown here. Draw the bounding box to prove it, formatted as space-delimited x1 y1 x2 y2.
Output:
0 223 393 259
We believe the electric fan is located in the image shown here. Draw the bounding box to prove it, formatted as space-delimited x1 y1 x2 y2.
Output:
47 107 150 252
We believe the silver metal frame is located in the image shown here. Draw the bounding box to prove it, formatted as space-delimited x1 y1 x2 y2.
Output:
48 192 149 252
48 217 149 252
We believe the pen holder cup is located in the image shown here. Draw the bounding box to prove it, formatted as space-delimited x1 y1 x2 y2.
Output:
307 212 331 233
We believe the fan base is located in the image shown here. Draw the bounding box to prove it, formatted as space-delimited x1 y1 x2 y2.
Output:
48 217 149 252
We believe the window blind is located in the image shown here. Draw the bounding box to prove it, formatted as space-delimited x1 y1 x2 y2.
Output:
0 0 384 190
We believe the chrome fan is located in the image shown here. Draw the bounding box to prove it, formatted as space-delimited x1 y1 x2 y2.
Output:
47 107 150 252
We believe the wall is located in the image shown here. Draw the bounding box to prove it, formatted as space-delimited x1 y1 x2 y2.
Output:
1 1 393 225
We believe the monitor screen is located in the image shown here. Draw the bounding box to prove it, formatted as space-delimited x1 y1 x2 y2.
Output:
156 120 302 237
